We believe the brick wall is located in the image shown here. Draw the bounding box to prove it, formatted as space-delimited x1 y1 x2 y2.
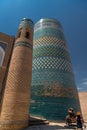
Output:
79 92 87 122
0 32 15 111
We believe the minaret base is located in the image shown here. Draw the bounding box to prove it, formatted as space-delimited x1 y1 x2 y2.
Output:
0 121 28 130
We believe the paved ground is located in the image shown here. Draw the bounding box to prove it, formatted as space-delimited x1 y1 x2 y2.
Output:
24 122 87 130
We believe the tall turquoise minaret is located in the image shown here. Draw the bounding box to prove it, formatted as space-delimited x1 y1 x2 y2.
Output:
30 18 81 121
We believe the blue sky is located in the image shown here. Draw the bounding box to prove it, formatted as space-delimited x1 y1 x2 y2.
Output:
0 0 87 92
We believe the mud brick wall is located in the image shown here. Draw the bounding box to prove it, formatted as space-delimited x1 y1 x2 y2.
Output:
0 32 14 110
79 92 87 122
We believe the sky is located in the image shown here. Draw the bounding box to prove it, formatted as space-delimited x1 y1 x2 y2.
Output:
0 0 87 92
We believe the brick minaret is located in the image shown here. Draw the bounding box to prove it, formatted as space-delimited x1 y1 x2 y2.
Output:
0 18 34 130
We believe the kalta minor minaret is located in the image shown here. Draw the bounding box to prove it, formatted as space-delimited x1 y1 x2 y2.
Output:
0 18 34 130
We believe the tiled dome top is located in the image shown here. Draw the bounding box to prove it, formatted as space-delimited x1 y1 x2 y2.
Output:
19 18 34 29
35 18 61 26
21 18 34 24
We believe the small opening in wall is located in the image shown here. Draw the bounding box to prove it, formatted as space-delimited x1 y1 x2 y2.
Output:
25 31 30 39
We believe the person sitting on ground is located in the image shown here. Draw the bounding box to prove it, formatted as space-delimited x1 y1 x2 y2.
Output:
66 107 76 126
68 108 76 118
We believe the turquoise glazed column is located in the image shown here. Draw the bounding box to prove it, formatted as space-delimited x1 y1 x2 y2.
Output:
30 18 81 121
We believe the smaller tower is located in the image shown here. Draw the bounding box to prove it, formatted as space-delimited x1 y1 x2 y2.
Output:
0 18 34 130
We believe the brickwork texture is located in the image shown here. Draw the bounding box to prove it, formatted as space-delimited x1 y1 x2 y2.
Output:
0 18 34 130
79 92 87 122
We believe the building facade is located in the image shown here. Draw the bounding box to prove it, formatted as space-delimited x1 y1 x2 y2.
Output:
30 18 81 121
79 92 87 122
0 32 14 112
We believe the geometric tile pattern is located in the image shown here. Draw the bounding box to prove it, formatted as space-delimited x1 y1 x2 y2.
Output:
34 28 65 40
30 18 80 121
33 57 72 72
32 69 76 87
34 36 68 50
33 37 71 62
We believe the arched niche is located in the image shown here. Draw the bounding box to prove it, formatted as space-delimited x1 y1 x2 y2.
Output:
0 42 7 66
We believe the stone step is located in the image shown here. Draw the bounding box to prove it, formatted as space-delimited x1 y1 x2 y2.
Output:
29 116 49 126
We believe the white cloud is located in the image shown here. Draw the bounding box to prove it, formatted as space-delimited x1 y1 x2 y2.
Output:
81 81 87 85
82 78 87 82
77 87 82 91
81 78 87 86
77 78 87 92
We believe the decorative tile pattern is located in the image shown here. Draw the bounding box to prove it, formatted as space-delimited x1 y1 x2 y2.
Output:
34 28 65 40
34 36 68 50
30 18 80 121
33 57 72 72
